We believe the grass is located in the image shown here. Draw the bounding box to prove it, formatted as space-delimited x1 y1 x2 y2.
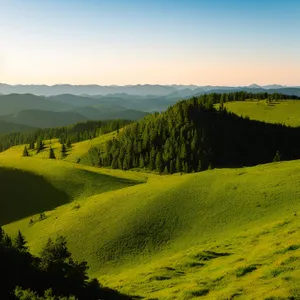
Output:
0 141 146 226
216 99 300 127
235 265 258 277
4 132 300 298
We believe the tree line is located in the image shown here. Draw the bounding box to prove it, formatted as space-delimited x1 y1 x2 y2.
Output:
0 119 131 153
88 93 300 173
0 228 132 300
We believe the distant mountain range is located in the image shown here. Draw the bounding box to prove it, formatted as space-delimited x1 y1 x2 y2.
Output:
0 83 296 97
0 93 148 131
0 84 299 133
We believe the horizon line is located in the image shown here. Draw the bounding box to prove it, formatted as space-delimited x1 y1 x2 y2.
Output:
0 83 297 88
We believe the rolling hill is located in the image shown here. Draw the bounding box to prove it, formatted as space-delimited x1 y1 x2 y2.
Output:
0 145 144 226
2 141 300 298
3 94 300 299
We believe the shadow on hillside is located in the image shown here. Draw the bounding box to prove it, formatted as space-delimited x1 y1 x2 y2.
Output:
0 167 70 226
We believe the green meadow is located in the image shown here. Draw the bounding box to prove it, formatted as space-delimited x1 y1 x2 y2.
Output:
2 136 300 298
217 99 300 127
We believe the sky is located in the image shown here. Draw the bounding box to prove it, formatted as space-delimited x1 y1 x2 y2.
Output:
0 0 299 86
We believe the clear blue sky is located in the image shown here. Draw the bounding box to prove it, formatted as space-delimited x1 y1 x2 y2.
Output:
0 0 299 85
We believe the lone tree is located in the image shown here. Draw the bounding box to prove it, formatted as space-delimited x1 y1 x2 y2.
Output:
14 230 28 251
273 150 281 162
49 147 56 159
61 143 67 157
22 146 29 157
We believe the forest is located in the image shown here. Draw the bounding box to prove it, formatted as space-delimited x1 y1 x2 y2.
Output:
0 119 131 152
88 92 300 173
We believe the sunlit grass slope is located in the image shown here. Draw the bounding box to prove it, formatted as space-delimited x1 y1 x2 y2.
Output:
0 145 144 226
217 100 300 127
5 158 300 299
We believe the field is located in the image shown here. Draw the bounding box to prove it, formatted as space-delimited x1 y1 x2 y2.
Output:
3 135 300 298
217 100 300 127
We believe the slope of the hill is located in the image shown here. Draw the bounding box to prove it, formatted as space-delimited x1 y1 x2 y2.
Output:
0 146 144 225
4 158 300 298
217 99 300 127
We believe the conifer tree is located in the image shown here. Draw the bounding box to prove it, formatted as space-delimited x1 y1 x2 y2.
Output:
22 146 29 157
36 139 44 153
170 160 176 174
66 139 72 148
176 156 181 173
111 157 118 169
49 147 56 159
61 143 67 157
29 141 35 150
164 165 169 174
197 160 202 172
273 150 281 162
3 233 12 247
155 152 164 173
139 154 145 168
14 230 28 251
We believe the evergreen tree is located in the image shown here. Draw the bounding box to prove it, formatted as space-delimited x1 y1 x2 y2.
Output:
29 141 35 150
139 154 145 168
14 230 28 251
40 236 71 270
61 143 67 157
155 152 164 173
111 157 118 169
66 139 72 148
175 156 181 173
273 150 281 162
22 146 29 157
197 160 202 172
3 233 12 247
49 147 56 159
170 160 176 174
164 165 169 174
36 139 44 153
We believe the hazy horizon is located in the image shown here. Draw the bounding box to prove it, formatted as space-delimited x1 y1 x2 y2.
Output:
1 0 299 86
0 82 297 87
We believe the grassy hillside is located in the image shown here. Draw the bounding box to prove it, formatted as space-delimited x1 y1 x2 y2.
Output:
0 146 144 226
218 100 300 127
7 131 118 165
3 152 300 298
